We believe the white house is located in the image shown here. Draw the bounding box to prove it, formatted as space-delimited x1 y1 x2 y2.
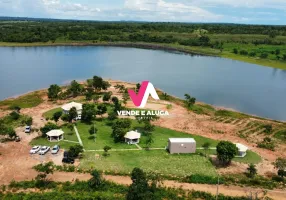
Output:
124 130 141 144
168 138 196 154
61 102 82 115
235 143 248 157
46 129 64 142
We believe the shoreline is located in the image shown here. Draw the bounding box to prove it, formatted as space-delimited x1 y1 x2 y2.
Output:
1 79 285 124
1 41 286 70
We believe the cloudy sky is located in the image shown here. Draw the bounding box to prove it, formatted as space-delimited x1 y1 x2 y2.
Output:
0 0 285 24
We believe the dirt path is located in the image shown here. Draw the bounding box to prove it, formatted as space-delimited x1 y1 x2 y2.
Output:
49 172 286 200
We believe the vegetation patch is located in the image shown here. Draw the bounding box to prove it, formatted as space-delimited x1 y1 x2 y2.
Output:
0 92 43 109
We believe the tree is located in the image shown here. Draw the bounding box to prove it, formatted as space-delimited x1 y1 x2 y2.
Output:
103 92 112 102
68 80 83 97
88 170 102 189
53 111 62 123
184 94 196 107
81 103 96 123
111 96 119 105
111 119 132 143
40 122 59 138
93 95 100 103
24 116 33 126
92 76 110 91
260 53 268 59
136 83 141 92
103 145 111 156
89 124 98 140
216 141 238 166
97 104 107 117
275 49 280 55
10 111 20 120
233 48 238 54
274 158 286 179
145 134 153 150
108 111 118 121
85 88 94 101
67 123 74 132
122 92 129 106
162 92 169 100
247 164 257 178
143 121 155 132
68 107 78 122
126 168 152 200
48 84 61 100
68 145 83 158
202 142 211 157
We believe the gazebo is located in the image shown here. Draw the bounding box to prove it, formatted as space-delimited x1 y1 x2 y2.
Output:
124 130 141 144
46 129 64 142
235 143 248 157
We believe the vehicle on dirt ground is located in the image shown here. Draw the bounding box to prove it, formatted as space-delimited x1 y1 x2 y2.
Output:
51 145 60 154
62 151 75 164
30 146 41 154
15 136 21 142
38 146 50 155
25 126 31 133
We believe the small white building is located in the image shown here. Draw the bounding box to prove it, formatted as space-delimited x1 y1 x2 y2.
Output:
168 138 196 154
61 102 82 115
46 129 64 142
235 143 248 157
124 131 141 144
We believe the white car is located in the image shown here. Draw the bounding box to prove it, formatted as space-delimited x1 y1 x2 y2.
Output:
51 145 60 154
38 146 50 155
75 114 81 121
25 126 31 133
30 146 41 154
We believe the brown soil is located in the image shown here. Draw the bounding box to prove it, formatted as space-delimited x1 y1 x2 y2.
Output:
1 80 286 199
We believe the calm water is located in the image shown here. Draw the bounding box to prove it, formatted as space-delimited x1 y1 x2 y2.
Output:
1 46 286 121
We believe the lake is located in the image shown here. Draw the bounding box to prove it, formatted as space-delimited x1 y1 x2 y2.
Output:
1 46 286 121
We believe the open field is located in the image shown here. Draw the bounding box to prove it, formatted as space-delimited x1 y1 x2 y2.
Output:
0 92 44 109
80 150 217 177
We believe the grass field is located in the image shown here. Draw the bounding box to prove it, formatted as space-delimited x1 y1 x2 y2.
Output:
43 107 62 119
80 150 217 177
0 92 43 109
30 125 79 150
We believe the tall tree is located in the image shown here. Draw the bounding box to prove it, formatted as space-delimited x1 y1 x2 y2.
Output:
216 141 238 166
88 170 102 189
53 111 62 123
68 80 82 97
81 103 96 123
97 104 107 117
48 84 61 100
68 107 78 122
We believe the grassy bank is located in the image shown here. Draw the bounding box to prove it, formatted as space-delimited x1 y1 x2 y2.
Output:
1 41 286 70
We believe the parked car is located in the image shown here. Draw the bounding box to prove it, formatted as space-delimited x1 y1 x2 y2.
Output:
30 146 41 154
15 136 21 142
51 145 60 154
38 146 50 155
74 114 81 121
25 126 31 133
62 151 74 164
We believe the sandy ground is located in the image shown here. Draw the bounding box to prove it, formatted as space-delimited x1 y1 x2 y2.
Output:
0 80 286 198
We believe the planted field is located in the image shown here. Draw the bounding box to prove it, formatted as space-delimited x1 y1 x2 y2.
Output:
80 150 217 177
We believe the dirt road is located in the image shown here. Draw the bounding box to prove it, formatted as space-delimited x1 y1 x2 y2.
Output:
48 172 286 200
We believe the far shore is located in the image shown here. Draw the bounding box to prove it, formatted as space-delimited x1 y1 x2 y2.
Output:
1 41 286 70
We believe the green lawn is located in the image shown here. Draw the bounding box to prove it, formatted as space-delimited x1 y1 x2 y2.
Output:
80 150 217 177
0 92 43 109
30 124 79 150
233 150 262 164
43 107 62 119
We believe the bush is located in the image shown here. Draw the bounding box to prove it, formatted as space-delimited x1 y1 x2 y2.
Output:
257 137 275 151
239 50 248 55
68 145 83 158
249 51 256 57
40 122 59 138
9 111 20 120
183 174 220 184
233 48 238 54
260 52 268 58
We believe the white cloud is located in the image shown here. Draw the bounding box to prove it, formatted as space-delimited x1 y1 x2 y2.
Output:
124 0 222 21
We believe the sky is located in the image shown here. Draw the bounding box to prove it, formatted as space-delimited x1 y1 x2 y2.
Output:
0 0 285 25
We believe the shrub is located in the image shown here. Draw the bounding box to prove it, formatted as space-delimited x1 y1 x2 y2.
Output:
68 145 83 158
257 137 275 151
9 111 20 120
239 50 248 55
183 174 220 184
260 52 268 58
233 48 238 54
249 51 256 57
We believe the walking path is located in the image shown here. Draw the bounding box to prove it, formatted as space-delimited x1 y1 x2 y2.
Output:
135 143 142 150
73 126 83 146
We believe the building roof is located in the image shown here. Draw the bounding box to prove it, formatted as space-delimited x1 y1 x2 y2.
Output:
46 129 64 137
169 138 196 143
124 131 141 139
61 102 82 111
235 143 248 152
